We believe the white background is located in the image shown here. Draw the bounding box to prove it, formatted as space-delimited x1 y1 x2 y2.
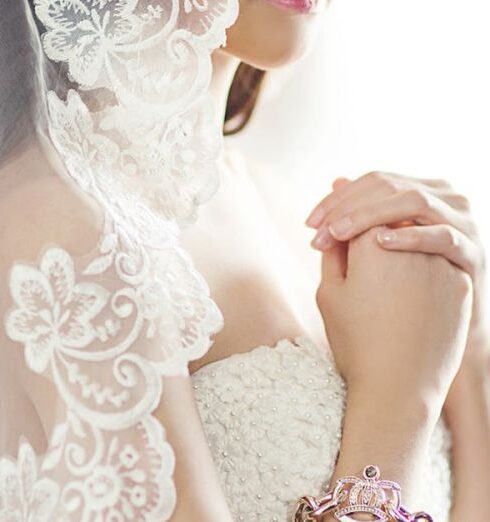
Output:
231 0 490 249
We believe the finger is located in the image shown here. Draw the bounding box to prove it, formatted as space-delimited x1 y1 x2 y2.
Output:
332 177 351 191
320 240 348 282
415 177 454 190
311 218 417 251
311 175 415 250
307 172 462 230
306 171 406 228
325 190 469 242
306 174 376 228
376 224 481 279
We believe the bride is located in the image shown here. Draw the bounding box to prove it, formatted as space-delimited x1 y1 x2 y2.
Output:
0 1 488 521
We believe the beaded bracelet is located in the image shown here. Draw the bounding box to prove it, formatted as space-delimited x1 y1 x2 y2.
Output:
292 465 434 522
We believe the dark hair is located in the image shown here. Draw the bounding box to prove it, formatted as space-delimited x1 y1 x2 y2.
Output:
0 2 262 167
224 62 266 135
0 1 41 165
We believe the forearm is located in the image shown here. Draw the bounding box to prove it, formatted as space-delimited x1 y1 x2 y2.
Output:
444 356 490 520
323 384 441 520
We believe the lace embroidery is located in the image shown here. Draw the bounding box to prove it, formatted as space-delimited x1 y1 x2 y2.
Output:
0 443 59 522
2 1 238 519
3 212 224 519
6 247 110 374
35 0 238 228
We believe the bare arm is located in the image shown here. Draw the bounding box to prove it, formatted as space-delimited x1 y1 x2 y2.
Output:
320 385 440 521
0 154 234 522
444 351 490 520
315 229 473 520
155 376 234 522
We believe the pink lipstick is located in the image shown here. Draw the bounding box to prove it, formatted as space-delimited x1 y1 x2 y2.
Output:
264 0 319 14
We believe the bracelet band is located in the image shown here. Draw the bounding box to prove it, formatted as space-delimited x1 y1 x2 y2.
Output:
292 465 434 522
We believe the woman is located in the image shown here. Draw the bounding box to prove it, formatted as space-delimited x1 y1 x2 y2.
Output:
0 1 488 522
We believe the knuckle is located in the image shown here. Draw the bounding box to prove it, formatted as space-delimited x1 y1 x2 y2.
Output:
315 285 326 306
434 178 453 190
442 226 459 249
431 256 472 293
365 171 385 184
408 188 432 213
379 177 398 194
364 171 398 194
316 285 332 310
453 270 473 296
453 193 471 211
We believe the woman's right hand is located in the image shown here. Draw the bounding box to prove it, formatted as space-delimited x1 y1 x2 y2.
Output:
316 226 474 410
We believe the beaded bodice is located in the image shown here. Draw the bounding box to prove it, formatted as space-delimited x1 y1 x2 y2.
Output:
192 335 453 521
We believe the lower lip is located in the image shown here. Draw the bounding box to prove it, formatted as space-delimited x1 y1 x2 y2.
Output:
264 0 319 14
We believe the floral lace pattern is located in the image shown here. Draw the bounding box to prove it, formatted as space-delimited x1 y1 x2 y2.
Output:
1 0 238 520
2 212 223 520
192 336 453 522
0 443 59 522
35 0 238 229
6 248 109 374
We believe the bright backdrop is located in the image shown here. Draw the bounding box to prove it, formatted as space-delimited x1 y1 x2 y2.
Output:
231 0 490 253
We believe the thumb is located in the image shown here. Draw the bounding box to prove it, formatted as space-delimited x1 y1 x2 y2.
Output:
321 240 348 283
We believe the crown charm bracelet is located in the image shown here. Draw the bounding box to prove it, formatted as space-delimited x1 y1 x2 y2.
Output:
292 465 434 522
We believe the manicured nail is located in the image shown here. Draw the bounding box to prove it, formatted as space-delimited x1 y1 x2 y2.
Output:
312 228 334 249
329 216 352 238
377 229 398 244
306 206 327 227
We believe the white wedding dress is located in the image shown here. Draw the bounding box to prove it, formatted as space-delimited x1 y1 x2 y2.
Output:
0 1 453 521
192 335 453 521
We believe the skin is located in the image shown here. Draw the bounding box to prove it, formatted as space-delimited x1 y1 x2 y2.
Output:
316 226 474 516
165 4 338 520
12 3 485 522
307 173 489 348
306 173 490 517
173 1 490 519
222 0 331 68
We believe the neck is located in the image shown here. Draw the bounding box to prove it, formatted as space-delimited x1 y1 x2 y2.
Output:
209 50 240 131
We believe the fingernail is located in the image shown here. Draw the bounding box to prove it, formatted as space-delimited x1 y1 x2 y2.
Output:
377 229 398 243
329 216 352 238
312 228 334 249
306 206 327 227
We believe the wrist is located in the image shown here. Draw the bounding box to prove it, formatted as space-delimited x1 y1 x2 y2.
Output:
333 382 439 506
346 379 442 427
445 354 490 419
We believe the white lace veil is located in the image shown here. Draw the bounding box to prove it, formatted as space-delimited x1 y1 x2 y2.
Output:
0 1 238 520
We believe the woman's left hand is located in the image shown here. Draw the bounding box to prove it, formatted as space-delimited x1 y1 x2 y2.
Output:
305 170 490 363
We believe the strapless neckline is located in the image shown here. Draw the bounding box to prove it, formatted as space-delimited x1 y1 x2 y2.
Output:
191 335 453 521
191 333 325 377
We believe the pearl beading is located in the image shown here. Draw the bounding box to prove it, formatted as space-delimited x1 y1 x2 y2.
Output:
191 335 453 521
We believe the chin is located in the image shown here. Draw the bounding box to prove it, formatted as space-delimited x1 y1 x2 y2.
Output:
222 0 330 69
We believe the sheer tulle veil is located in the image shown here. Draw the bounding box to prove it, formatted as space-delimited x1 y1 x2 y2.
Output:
0 1 46 165
0 1 238 520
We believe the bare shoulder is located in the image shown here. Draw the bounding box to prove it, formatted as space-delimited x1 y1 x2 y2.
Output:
0 143 104 271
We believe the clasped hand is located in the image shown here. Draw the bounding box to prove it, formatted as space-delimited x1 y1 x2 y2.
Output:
307 171 489 409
